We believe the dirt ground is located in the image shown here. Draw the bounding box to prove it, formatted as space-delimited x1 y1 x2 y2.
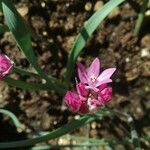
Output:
0 0 150 149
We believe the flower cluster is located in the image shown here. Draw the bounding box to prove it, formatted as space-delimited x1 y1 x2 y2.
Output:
0 54 14 80
64 58 116 114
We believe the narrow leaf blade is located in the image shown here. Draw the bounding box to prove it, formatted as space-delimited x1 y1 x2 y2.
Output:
0 115 94 148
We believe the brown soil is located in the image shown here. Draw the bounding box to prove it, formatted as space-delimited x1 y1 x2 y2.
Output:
0 0 150 149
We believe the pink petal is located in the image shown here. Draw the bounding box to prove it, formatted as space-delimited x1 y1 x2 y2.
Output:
0 54 14 79
96 68 116 87
77 62 88 83
98 87 112 104
76 83 89 97
98 84 107 91
87 58 100 78
85 85 99 92
87 99 102 113
64 91 81 112
78 101 89 114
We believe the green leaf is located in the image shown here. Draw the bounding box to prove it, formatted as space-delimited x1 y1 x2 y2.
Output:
0 108 20 128
4 77 66 95
13 67 41 79
70 135 131 145
13 67 66 90
65 0 125 84
2 0 38 70
2 0 66 94
0 115 95 148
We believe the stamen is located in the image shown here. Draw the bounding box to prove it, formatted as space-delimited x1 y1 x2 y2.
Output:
90 75 96 82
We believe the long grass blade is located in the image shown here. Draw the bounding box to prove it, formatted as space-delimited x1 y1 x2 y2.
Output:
0 115 94 148
4 77 66 95
13 67 66 89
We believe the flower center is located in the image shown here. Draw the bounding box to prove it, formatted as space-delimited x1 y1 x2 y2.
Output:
90 75 97 83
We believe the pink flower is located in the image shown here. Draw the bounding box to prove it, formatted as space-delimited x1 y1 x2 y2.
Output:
77 58 116 92
64 83 112 114
64 57 116 114
0 54 14 80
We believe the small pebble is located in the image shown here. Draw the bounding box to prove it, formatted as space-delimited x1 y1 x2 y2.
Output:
85 2 92 11
74 115 80 120
41 113 51 130
72 140 77 144
42 79 46 84
42 31 48 36
91 122 97 129
41 2 46 8
145 86 150 92
17 5 28 17
125 57 130 62
17 123 26 133
108 7 120 19
136 107 142 113
66 3 69 7
53 120 57 125
141 34 150 48
94 1 104 11
58 138 70 145
145 9 150 16
142 62 150 77
141 48 150 58
26 128 32 133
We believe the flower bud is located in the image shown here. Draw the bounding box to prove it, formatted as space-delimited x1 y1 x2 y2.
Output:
100 87 112 104
76 82 89 97
0 54 14 79
64 91 81 112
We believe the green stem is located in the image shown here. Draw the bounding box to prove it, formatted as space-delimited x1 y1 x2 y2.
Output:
0 108 20 128
134 0 148 35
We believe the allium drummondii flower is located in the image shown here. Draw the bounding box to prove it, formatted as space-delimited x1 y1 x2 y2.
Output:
77 58 116 92
0 54 14 80
64 83 112 114
64 58 116 114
